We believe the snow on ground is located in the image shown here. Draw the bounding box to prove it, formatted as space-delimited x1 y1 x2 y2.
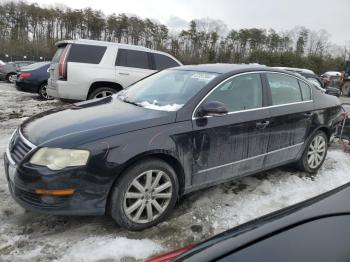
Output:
1 81 350 261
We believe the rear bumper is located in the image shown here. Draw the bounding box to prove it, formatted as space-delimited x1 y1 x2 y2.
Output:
15 80 39 93
0 73 6 80
47 79 86 101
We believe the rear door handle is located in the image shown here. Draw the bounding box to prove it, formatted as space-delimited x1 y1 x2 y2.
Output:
256 120 270 129
119 72 130 76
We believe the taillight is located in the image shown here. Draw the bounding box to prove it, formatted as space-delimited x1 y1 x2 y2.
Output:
146 244 195 262
58 45 70 80
19 72 31 79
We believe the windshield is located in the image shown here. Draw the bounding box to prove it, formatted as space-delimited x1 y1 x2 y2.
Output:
117 69 219 111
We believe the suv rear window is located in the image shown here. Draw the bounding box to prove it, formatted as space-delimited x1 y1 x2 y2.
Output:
52 46 66 63
115 49 151 69
67 44 106 64
154 53 179 70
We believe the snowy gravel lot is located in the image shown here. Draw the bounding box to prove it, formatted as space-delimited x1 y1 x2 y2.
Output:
1 81 350 261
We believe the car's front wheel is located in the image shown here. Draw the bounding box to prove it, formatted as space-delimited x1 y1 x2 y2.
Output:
298 131 328 173
109 158 179 231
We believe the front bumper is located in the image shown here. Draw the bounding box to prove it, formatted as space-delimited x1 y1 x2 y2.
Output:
4 152 106 216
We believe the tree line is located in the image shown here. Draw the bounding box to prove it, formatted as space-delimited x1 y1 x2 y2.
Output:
0 1 349 74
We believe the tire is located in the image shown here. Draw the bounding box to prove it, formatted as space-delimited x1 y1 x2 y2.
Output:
6 73 17 83
108 158 179 231
88 87 117 100
38 83 54 100
297 131 328 174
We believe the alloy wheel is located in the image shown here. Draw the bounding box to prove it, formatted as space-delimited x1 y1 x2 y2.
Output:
40 84 53 100
307 135 326 169
123 170 173 224
8 74 16 83
93 90 114 99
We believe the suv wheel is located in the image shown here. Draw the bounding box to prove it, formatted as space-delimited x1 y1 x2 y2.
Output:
297 131 328 173
88 87 117 99
6 73 17 83
38 83 54 100
108 158 179 231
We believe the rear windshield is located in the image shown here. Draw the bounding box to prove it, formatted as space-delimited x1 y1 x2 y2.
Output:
52 45 66 63
67 44 107 64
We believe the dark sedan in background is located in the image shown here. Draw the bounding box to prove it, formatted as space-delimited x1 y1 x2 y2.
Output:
0 61 35 83
4 64 342 230
15 62 52 100
149 182 350 262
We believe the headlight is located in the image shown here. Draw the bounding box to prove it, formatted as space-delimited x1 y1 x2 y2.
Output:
30 148 90 170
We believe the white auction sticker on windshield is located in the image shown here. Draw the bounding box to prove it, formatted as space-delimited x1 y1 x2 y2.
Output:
190 73 216 82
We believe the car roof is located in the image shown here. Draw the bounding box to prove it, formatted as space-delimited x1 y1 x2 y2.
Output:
56 39 152 52
323 71 341 76
175 182 350 261
170 63 293 74
274 66 315 74
55 39 182 64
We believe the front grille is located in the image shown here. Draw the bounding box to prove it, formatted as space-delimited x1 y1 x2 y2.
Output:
9 130 33 164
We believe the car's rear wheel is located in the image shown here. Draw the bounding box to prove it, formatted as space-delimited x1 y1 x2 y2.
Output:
109 158 179 231
88 87 117 100
298 131 328 173
38 83 54 100
6 73 16 83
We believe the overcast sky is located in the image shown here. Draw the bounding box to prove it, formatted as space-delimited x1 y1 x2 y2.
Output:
24 0 350 45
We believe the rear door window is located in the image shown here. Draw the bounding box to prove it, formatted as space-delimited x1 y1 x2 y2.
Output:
67 44 107 64
153 53 179 70
298 80 312 101
115 49 151 69
266 73 302 105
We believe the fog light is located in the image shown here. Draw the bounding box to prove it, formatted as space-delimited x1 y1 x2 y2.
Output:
35 189 75 196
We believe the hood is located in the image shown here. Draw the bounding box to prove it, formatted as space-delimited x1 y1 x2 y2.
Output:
21 97 176 146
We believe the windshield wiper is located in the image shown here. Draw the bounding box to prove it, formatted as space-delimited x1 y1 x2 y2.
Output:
122 99 142 107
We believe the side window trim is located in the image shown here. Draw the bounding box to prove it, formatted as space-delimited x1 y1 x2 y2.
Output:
192 71 314 120
192 72 266 119
264 72 313 107
298 79 313 101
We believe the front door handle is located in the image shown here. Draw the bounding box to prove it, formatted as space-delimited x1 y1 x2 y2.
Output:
119 72 130 76
304 112 313 117
256 120 270 129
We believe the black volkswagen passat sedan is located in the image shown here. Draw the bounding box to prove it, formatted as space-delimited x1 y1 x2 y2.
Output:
149 182 350 262
4 64 342 230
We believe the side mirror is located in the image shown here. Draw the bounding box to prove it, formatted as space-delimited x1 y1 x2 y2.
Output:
197 101 228 117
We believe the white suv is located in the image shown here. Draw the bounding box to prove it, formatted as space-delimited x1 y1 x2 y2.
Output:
47 39 182 101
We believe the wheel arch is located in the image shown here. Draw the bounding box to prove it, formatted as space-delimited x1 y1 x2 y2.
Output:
105 151 186 213
38 80 48 92
87 81 123 99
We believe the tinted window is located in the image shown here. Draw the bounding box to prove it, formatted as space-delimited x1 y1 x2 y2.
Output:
154 53 179 70
52 46 66 63
116 49 151 69
267 73 302 105
299 80 311 101
203 73 263 112
67 44 106 64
